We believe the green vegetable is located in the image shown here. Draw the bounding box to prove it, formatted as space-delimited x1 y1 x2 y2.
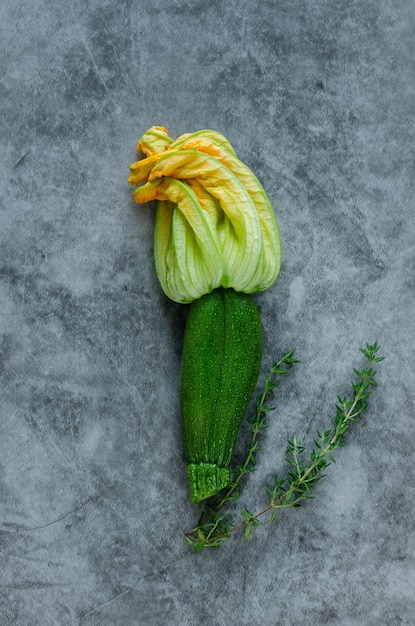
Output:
181 287 262 503
129 126 281 504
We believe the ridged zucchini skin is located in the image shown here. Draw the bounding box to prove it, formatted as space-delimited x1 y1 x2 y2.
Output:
180 287 262 503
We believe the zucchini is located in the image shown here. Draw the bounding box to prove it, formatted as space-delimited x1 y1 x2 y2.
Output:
129 126 281 505
181 287 262 503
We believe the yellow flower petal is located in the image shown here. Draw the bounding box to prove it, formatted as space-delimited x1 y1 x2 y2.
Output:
136 125 173 156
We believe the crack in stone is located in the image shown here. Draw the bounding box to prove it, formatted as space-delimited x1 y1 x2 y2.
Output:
13 498 94 533
79 553 189 620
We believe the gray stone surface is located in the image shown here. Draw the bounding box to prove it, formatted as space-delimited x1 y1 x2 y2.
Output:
1 1 414 624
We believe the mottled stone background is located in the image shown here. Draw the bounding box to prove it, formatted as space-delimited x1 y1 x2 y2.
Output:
1 1 414 625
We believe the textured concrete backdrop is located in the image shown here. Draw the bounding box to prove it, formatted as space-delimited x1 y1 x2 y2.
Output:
1 1 414 625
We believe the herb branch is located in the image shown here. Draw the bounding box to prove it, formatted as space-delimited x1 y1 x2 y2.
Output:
185 342 384 552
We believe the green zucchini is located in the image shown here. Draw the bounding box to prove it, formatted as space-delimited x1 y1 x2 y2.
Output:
181 287 262 503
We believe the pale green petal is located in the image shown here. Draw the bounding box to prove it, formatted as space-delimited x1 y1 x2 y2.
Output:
154 203 202 303
172 209 220 301
153 200 181 301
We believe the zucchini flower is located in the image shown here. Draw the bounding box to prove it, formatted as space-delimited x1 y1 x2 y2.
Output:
128 126 281 303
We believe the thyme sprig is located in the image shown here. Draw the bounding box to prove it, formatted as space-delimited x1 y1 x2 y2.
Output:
185 342 384 552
